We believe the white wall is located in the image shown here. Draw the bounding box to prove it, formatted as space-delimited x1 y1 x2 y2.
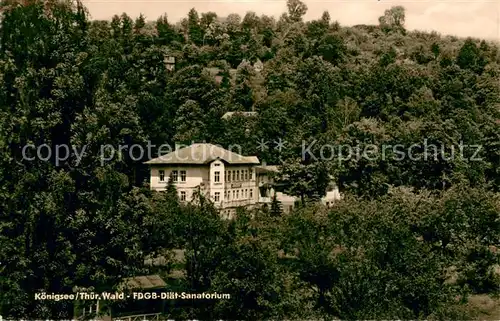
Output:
209 160 225 205
150 165 209 201
222 165 257 208
150 164 342 213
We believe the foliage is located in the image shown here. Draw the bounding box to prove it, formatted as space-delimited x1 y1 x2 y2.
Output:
0 0 499 319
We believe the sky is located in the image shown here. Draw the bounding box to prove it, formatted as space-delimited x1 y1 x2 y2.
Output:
81 0 500 40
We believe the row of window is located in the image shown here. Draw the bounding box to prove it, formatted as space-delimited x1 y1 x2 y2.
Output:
178 189 254 202
214 169 253 183
159 169 254 183
159 170 186 182
228 169 252 182
213 189 253 201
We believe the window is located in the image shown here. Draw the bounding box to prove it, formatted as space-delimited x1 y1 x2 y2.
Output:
232 171 235 181
236 170 240 181
245 189 248 198
172 170 178 182
227 171 231 182
224 171 227 181
232 190 235 199
224 191 227 200
159 170 165 182
236 190 239 199
180 191 186 201
214 171 220 182
180 170 186 182
244 170 248 180
214 163 220 166
249 169 253 180
215 192 220 202
249 189 253 198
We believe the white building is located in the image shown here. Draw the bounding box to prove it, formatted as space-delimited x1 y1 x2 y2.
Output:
254 59 264 72
145 143 340 218
221 111 258 120
164 56 175 71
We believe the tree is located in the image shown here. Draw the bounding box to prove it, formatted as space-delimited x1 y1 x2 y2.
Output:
200 11 217 31
317 33 346 64
379 6 405 31
321 11 330 26
232 60 256 110
187 8 203 45
133 14 146 34
281 190 474 319
0 1 92 317
456 38 488 74
331 97 361 132
286 0 307 23
270 194 283 217
1 0 500 319
165 172 179 203
156 14 180 45
276 158 330 206
173 100 206 143
224 13 241 37
242 11 260 32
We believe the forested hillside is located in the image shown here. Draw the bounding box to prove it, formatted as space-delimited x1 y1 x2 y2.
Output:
0 0 499 319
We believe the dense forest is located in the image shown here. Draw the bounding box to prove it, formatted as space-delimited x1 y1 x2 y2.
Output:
0 0 499 319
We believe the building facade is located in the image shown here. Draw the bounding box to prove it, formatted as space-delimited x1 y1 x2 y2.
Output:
163 56 175 71
145 143 340 218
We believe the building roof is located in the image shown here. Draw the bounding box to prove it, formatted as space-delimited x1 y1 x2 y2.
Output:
254 59 264 72
145 143 259 165
73 275 167 293
119 275 167 290
222 111 258 119
255 165 279 173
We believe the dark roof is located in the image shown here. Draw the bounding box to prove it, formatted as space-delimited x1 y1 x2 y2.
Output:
73 275 168 293
119 275 167 290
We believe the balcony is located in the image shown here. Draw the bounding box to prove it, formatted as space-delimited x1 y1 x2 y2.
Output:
222 199 253 208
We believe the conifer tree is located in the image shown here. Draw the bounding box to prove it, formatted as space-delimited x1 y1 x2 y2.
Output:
270 194 283 217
